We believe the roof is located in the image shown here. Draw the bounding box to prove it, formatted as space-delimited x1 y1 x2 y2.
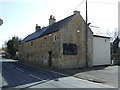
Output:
42 15 74 36
21 15 74 43
90 26 110 38
21 27 48 43
93 35 110 39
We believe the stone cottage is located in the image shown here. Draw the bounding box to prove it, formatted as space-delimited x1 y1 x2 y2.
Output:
19 11 93 69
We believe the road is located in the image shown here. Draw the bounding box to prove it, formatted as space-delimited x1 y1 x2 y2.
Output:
0 55 115 89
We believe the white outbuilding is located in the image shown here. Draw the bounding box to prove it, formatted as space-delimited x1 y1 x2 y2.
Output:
90 26 111 66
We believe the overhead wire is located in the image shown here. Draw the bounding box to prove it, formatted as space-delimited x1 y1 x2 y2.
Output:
69 0 117 15
69 0 85 15
88 1 117 5
68 0 117 27
74 0 85 10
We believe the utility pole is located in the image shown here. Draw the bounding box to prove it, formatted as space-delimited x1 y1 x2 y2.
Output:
118 1 120 39
85 0 88 68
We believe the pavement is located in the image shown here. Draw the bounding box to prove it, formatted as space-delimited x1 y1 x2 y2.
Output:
61 65 119 88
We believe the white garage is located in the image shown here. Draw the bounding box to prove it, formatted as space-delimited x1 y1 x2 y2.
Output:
93 35 111 66
90 26 111 66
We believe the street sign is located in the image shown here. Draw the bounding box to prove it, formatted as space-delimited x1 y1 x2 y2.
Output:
0 18 3 25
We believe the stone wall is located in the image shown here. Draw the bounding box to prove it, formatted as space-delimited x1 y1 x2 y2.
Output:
58 13 93 69
19 31 60 68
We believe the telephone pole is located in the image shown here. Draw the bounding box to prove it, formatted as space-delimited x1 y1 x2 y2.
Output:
118 1 120 39
85 0 88 68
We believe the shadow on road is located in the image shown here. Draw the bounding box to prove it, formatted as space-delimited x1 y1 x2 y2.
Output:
1 61 67 89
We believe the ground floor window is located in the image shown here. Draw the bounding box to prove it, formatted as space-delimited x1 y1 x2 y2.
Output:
63 43 77 55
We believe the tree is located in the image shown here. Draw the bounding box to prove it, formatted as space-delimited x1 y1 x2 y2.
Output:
107 28 118 42
6 36 21 59
112 37 120 53
108 28 120 53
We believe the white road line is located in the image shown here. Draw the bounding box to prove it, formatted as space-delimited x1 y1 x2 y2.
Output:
20 62 68 77
9 65 14 67
37 67 68 77
28 74 44 81
16 68 24 72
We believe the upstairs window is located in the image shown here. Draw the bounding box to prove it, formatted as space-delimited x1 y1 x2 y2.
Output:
31 41 33 46
53 34 57 42
105 39 107 42
44 37 47 44
63 43 77 55
22 44 23 47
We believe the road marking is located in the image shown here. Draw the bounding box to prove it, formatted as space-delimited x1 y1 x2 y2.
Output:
16 68 24 72
37 67 68 77
28 74 44 81
20 62 68 77
18 63 117 88
9 65 14 67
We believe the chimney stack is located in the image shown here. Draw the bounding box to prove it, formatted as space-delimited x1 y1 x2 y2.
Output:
49 15 56 26
74 11 80 15
35 24 41 32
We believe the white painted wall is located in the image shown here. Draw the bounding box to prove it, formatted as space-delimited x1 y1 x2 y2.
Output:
93 36 111 66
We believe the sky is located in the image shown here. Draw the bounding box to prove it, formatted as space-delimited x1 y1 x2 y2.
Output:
0 0 119 48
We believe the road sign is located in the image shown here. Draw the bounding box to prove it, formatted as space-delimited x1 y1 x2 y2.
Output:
0 18 3 25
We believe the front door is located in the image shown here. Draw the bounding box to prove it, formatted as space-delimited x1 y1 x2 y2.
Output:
48 51 52 67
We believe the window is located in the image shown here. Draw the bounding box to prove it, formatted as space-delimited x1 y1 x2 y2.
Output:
49 34 52 37
44 37 47 44
19 55 21 59
53 34 57 42
22 44 23 47
31 41 33 46
27 54 29 61
105 39 107 42
63 43 77 55
77 29 80 33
